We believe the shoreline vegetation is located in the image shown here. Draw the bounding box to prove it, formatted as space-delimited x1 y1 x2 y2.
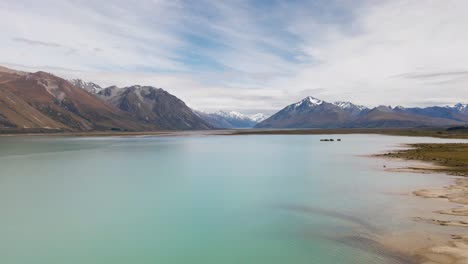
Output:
380 143 468 176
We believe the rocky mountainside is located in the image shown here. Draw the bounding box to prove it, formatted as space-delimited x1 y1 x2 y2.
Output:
196 110 267 128
255 96 466 129
0 66 211 131
0 67 149 131
97 85 212 130
2 64 467 132
70 79 103 94
256 96 367 128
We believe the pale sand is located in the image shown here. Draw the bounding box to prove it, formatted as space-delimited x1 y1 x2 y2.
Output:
378 231 465 264
377 160 468 264
437 208 468 217
414 179 468 206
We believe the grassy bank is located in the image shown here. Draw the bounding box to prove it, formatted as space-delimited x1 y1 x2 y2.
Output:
380 143 468 176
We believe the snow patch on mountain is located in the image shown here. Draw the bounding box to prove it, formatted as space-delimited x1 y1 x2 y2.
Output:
454 103 468 112
294 96 323 107
249 113 268 122
196 110 268 128
214 111 267 122
333 101 368 111
71 79 103 94
394 105 406 110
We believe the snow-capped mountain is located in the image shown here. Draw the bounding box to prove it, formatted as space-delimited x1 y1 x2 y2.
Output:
256 96 467 129
393 105 406 111
215 111 267 122
333 101 369 116
196 110 268 128
70 79 103 94
256 96 365 128
333 101 368 111
286 96 323 111
249 113 268 123
453 103 468 113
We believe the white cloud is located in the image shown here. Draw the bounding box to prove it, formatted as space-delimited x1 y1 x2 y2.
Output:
281 0 468 107
0 0 184 71
1 0 467 114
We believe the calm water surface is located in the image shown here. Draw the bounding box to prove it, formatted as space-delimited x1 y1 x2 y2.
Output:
0 134 464 264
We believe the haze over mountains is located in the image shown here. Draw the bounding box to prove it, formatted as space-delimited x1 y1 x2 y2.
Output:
195 111 267 129
1 65 467 132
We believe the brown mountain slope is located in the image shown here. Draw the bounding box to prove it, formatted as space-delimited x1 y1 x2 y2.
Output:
0 85 66 129
0 66 27 76
0 68 153 131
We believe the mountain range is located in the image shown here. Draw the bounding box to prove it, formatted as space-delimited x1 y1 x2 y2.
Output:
0 66 213 131
255 96 468 129
1 65 467 132
73 79 213 130
195 111 267 128
0 67 152 131
72 79 260 129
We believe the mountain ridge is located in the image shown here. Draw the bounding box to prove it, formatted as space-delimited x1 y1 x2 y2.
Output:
0 66 211 131
256 96 467 129
96 85 213 130
1 65 467 132
195 110 267 128
0 69 151 131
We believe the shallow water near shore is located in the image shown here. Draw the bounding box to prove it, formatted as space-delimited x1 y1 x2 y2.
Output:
0 134 465 264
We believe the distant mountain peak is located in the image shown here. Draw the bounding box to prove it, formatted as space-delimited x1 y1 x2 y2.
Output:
304 96 323 106
394 105 405 110
125 85 164 94
256 96 468 129
196 110 268 128
70 79 103 94
373 105 394 113
249 113 267 122
454 103 468 111
290 96 324 109
215 111 267 122
333 101 368 111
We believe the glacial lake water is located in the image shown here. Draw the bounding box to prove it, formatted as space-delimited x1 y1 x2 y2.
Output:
0 134 464 264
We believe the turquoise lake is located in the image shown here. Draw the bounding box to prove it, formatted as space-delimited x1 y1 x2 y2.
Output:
0 134 463 264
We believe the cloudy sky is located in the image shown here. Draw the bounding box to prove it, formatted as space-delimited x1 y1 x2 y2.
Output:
1 0 467 114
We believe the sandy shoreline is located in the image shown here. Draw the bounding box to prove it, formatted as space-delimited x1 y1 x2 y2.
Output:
375 156 468 264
